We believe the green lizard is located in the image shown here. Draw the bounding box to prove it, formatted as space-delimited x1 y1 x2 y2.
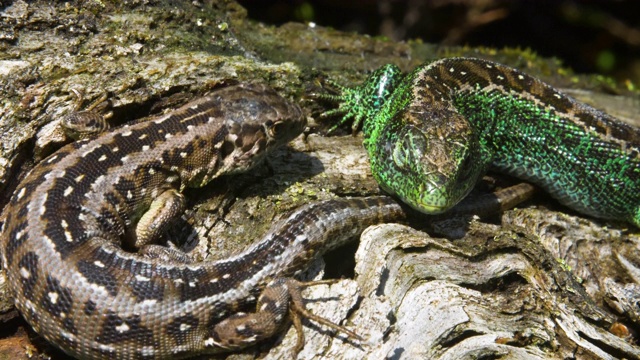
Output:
323 57 640 227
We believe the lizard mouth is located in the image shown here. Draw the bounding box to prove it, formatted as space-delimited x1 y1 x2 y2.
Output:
403 197 450 215
381 184 453 215
413 202 448 214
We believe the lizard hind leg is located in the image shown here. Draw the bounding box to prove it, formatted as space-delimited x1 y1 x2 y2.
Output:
210 278 362 353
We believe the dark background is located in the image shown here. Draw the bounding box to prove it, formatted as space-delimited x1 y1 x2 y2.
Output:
237 0 640 85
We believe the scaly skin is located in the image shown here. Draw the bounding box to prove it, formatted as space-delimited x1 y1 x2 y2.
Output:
324 57 640 227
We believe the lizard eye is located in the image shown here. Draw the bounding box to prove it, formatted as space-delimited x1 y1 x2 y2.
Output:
266 120 285 138
392 125 427 170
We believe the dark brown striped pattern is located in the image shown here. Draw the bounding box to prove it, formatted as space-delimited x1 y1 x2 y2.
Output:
0 83 351 359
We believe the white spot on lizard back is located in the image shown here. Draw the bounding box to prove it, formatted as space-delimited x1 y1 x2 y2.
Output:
115 323 130 333
48 292 59 304
98 344 115 352
81 144 102 158
16 187 26 200
92 175 106 189
154 115 171 124
135 275 150 282
141 346 155 356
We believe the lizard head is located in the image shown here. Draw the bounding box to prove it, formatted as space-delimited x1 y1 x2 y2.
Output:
184 83 306 188
374 105 489 214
